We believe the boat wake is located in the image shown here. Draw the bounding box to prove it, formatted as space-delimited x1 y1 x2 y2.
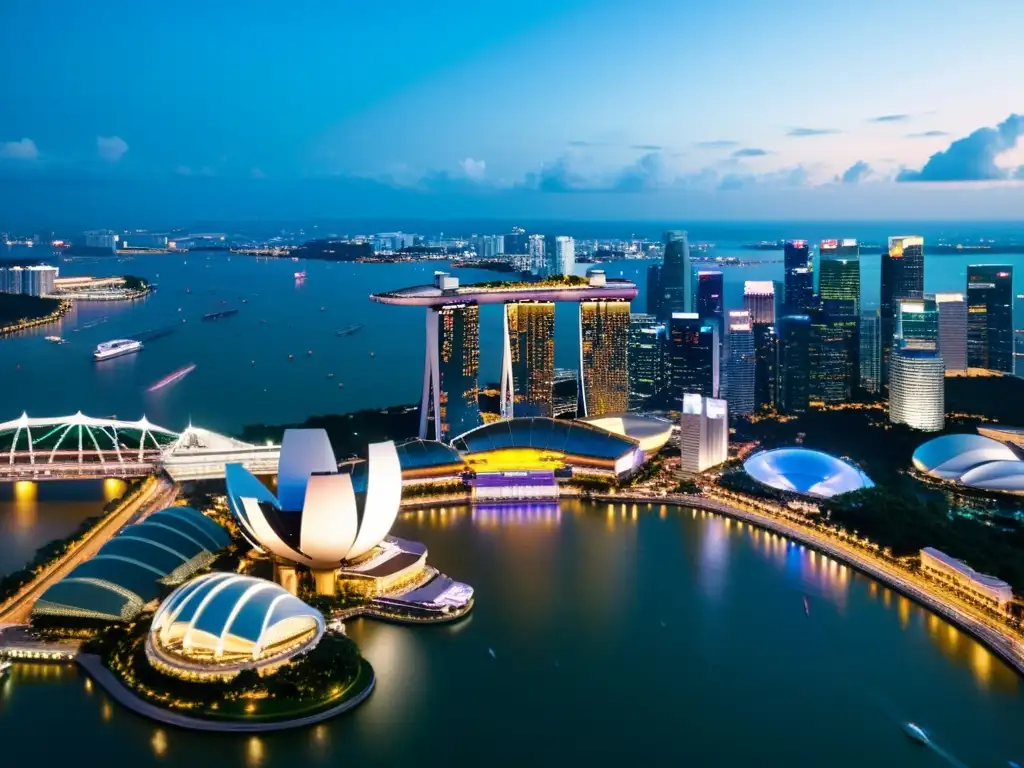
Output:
147 363 196 392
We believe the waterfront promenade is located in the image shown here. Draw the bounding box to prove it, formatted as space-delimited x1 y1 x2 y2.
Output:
0 476 178 625
591 489 1024 676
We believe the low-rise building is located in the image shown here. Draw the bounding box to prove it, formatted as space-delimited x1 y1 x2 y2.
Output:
919 547 1013 610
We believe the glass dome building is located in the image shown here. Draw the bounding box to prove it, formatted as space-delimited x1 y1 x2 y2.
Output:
33 506 230 623
394 437 467 482
743 447 874 498
147 573 325 681
911 434 1019 480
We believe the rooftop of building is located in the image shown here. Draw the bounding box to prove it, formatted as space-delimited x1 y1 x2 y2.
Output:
920 547 1012 590
452 417 640 462
370 276 638 306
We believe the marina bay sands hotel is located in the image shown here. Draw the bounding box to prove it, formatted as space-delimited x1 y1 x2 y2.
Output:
371 271 638 441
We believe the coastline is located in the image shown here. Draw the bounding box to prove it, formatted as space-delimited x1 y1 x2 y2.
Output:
590 491 1024 676
0 298 71 337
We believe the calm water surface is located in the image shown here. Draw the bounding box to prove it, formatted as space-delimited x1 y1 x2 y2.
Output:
2 501 1023 767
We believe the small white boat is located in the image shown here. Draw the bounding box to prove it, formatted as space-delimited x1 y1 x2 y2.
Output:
0 658 12 677
902 722 929 745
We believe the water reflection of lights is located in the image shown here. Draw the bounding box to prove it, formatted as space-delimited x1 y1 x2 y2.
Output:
245 736 265 768
698 517 729 600
102 477 127 502
13 480 36 501
12 480 38 529
309 724 329 756
101 698 112 722
345 622 428 737
471 503 561 527
151 729 168 759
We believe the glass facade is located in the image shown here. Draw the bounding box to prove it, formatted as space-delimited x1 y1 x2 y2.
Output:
725 311 755 416
967 265 1014 373
776 315 811 414
424 303 482 441
810 301 859 404
502 301 555 418
646 263 662 318
628 313 666 409
889 347 945 432
661 230 690 321
668 312 719 404
579 299 630 417
784 240 814 313
935 293 968 374
743 281 775 324
881 236 925 384
859 310 882 394
753 323 778 410
818 239 860 313
896 298 939 350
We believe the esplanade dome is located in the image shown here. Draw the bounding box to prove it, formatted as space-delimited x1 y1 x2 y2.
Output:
225 428 402 570
743 447 874 498
147 572 325 680
911 434 1018 480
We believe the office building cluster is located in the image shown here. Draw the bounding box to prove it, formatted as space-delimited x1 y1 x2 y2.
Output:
0 263 59 296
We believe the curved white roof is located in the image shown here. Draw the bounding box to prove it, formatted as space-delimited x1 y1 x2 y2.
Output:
578 413 673 454
151 573 324 667
744 448 874 498
911 434 1018 480
959 461 1024 494
226 430 402 568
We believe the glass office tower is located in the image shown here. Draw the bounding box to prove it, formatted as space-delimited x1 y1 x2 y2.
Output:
934 292 968 374
776 315 811 414
859 310 882 394
501 301 555 418
579 299 630 417
695 270 724 323
725 310 756 416
661 230 690 321
421 303 482 441
753 323 778 410
819 239 861 313
646 263 663 318
668 312 719 403
880 235 925 384
810 300 859 404
743 281 776 324
628 314 666 409
784 240 814 313
967 265 1014 372
896 298 939 349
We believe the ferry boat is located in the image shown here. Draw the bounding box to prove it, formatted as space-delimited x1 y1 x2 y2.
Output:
94 339 143 361
44 335 65 344
902 722 930 745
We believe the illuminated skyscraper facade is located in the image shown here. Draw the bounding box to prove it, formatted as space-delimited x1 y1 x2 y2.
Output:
628 314 666 409
725 310 755 416
421 303 482 441
809 301 858 404
753 323 778 410
784 240 814 313
695 270 724 326
896 298 939 350
859 310 882 394
553 236 576 276
679 394 729 474
881 236 925 384
967 265 1014 373
662 230 690 319
501 301 555 418
889 348 945 432
819 239 860 313
776 315 811 414
934 292 968 375
528 234 545 274
743 281 776 324
579 299 630 417
646 263 663 318
668 313 719 403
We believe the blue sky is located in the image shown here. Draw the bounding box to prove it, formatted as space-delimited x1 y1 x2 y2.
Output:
2 0 1023 227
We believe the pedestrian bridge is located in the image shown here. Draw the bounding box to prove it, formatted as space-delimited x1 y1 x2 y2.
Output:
0 412 279 481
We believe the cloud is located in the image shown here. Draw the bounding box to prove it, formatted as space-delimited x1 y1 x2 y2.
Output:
788 127 840 137
630 144 663 151
96 135 128 163
718 165 811 191
870 114 910 123
839 160 872 184
896 113 1024 182
0 138 39 160
568 140 663 151
907 130 949 138
695 140 739 149
459 157 486 181
731 148 770 158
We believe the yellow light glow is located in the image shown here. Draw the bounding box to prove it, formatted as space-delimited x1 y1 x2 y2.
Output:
14 480 36 502
103 477 127 502
151 729 168 758
246 736 265 767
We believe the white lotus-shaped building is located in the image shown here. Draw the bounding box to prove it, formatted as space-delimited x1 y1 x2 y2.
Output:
226 429 403 570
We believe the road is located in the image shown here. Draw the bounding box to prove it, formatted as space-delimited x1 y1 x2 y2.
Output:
0 476 179 625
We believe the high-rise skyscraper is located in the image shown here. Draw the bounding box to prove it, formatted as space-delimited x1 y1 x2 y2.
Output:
646 263 663 318
881 235 925 384
421 303 482 441
819 239 861 313
661 230 690 320
679 394 729 474
967 265 1014 373
743 281 776 324
934 292 968 375
578 299 630 417
1016 294 1024 378
695 271 724 325
810 300 859 404
859 310 882 394
628 314 666 409
725 310 755 416
776 315 811 414
553 236 575 276
528 234 545 274
668 313 719 403
896 298 939 350
500 301 555 418
784 240 814 313
753 323 778 410
504 227 528 256
889 348 945 432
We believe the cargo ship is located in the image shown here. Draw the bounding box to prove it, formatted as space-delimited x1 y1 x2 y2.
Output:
94 339 143 361
202 308 239 321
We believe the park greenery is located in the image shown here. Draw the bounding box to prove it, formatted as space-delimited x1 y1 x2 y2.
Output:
241 405 420 457
88 620 369 721
0 292 61 326
1 480 143 604
121 274 150 291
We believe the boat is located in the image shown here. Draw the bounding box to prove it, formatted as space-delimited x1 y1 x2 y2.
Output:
202 308 239 321
44 335 65 344
902 723 930 745
294 271 306 280
94 339 143 361
337 324 364 337
0 658 11 676
803 596 810 617
147 363 196 393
